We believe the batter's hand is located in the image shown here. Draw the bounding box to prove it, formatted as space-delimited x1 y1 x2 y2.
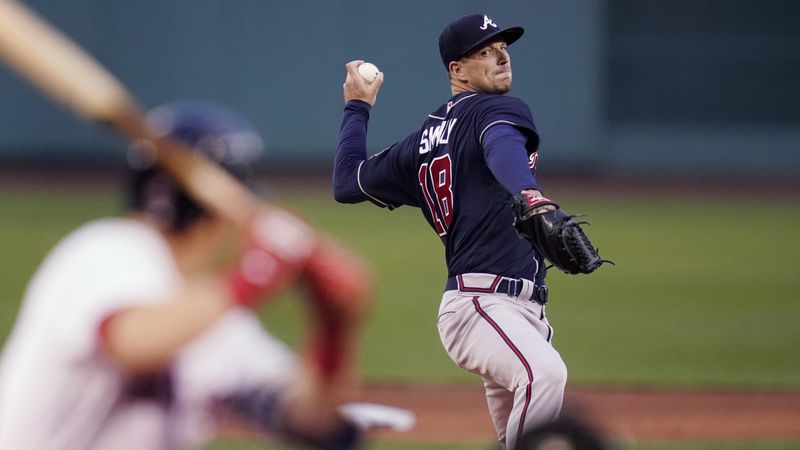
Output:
343 60 384 107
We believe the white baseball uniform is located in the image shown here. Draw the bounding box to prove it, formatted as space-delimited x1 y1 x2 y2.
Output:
0 217 296 450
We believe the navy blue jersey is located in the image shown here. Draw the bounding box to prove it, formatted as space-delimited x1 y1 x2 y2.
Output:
355 92 547 284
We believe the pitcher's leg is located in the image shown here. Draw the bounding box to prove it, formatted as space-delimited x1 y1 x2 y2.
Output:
502 347 567 450
437 294 567 448
483 377 514 445
468 298 567 450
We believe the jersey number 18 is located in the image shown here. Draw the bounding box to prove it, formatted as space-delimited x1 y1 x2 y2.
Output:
418 154 453 236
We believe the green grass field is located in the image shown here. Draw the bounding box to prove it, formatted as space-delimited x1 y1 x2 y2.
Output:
1 183 798 449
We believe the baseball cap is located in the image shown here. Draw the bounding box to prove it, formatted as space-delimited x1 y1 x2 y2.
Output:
439 14 524 68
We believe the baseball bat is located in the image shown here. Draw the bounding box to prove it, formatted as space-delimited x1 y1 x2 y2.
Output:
0 0 259 226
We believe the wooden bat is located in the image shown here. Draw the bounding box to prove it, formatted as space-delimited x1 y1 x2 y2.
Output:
0 0 259 226
0 2 369 400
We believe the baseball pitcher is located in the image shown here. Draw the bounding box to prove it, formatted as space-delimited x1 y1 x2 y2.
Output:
333 14 609 450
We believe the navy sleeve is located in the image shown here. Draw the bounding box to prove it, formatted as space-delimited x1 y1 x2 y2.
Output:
482 124 541 194
333 100 371 203
357 132 421 209
333 101 419 209
477 96 540 154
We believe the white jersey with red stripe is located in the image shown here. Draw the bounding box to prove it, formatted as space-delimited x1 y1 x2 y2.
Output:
0 218 295 450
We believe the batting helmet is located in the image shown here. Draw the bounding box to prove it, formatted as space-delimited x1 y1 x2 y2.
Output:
126 100 264 232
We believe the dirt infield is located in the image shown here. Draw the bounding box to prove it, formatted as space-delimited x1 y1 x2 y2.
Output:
358 384 800 443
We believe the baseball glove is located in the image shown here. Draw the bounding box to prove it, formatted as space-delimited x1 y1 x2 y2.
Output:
512 193 612 275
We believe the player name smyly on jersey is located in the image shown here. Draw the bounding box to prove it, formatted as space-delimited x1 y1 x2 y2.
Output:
419 118 458 154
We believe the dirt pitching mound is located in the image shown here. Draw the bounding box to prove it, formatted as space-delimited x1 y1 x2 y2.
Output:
358 384 800 443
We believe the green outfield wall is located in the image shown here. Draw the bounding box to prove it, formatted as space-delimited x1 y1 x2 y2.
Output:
1 0 798 176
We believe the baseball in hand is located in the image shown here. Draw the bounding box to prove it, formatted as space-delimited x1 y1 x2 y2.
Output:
357 62 380 84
